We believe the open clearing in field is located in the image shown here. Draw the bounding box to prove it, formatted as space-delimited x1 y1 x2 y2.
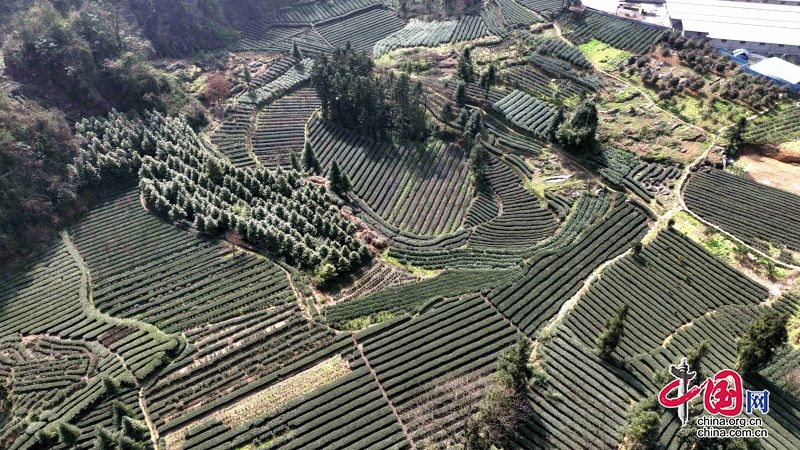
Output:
577 39 630 71
738 152 800 197
597 86 708 164
671 211 799 295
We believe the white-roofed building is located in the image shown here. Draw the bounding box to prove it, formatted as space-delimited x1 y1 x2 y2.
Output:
748 57 800 87
665 0 800 55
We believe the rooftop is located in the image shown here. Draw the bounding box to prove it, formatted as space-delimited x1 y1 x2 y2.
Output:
666 0 800 46
748 57 800 85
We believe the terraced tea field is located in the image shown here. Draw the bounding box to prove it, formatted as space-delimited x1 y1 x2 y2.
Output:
2 0 800 449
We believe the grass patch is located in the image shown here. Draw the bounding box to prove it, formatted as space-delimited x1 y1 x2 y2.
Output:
578 39 631 71
339 311 397 331
671 212 739 263
661 95 703 124
381 254 441 278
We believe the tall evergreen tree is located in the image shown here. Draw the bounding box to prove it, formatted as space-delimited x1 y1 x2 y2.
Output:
457 47 474 82
455 81 467 107
291 40 304 61
737 312 788 374
327 160 347 195
302 141 322 174
556 98 598 154
596 304 629 359
289 150 301 171
441 102 455 134
479 63 497 92
725 116 747 158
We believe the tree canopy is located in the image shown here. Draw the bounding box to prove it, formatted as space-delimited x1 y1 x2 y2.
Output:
556 98 598 154
311 46 428 143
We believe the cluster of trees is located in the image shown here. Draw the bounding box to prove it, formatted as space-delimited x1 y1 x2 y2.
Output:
736 311 789 375
661 32 737 76
555 98 597 154
36 381 149 449
398 0 481 19
0 93 80 274
2 0 196 116
715 71 784 111
116 112 369 284
659 31 785 110
311 46 428 144
293 142 353 197
622 56 705 100
2 0 295 58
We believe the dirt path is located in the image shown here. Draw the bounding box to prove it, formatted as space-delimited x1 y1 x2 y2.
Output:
480 294 525 336
277 263 315 320
541 247 635 336
352 334 417 449
140 389 162 450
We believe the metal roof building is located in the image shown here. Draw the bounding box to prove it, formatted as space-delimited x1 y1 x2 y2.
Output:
665 0 800 55
748 57 800 86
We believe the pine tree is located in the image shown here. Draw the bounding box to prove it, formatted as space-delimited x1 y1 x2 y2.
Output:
121 417 149 441
302 142 322 174
112 400 136 429
328 160 346 195
458 108 470 129
36 429 57 447
455 81 467 107
442 102 455 128
725 116 747 158
342 171 352 194
479 63 497 92
470 144 486 192
102 376 120 397
289 150 301 171
457 48 474 82
737 312 788 374
291 40 304 61
495 337 532 392
95 428 117 449
58 422 81 446
596 304 629 359
556 98 598 154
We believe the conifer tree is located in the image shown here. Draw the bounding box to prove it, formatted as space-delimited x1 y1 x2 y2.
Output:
291 40 304 61
457 48 474 82
455 81 467 107
596 304 629 359
479 63 497 92
58 422 81 446
328 160 348 195
289 150 301 171
302 141 322 174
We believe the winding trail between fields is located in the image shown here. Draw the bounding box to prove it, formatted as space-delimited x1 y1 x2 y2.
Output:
62 230 166 449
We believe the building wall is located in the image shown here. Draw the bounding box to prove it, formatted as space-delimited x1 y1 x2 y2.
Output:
711 38 800 56
681 30 800 56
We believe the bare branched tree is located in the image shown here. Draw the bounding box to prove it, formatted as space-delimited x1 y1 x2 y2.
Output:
404 372 489 449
